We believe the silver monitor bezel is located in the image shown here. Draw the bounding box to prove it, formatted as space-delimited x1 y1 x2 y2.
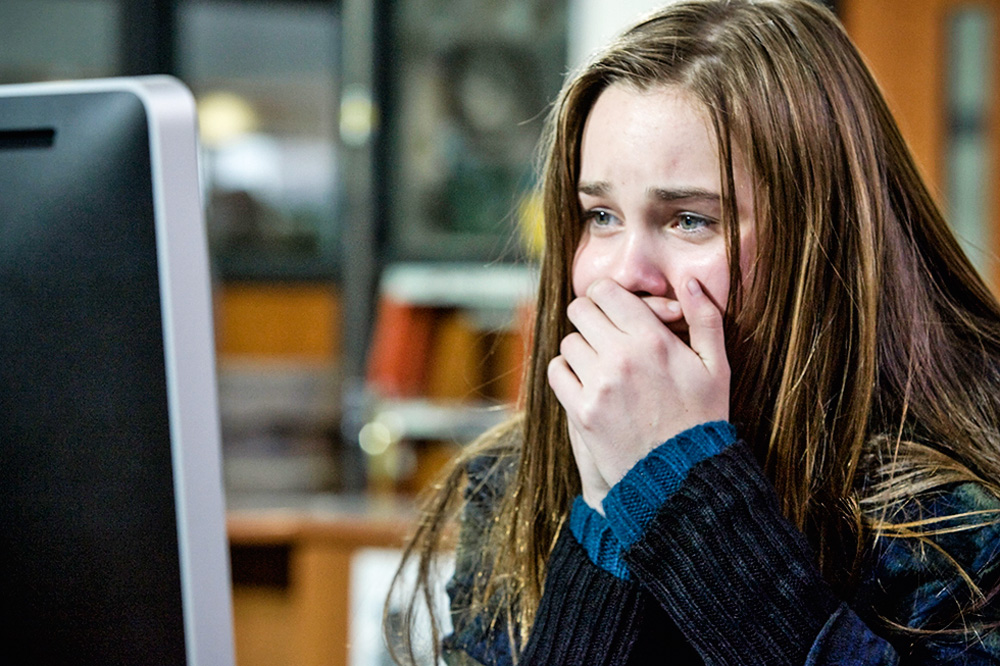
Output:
0 75 235 666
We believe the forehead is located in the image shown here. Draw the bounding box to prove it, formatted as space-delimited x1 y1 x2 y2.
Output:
587 82 713 131
576 82 756 226
578 83 721 187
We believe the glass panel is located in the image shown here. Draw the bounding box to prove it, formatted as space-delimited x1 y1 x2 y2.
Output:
386 0 567 261
0 0 120 83
947 7 994 274
176 0 341 279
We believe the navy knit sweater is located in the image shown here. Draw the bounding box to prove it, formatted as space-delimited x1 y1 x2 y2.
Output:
442 423 1000 665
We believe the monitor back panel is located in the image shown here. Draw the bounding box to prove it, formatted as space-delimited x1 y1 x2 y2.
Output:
0 89 186 664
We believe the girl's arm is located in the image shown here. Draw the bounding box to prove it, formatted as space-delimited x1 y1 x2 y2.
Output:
576 423 1000 664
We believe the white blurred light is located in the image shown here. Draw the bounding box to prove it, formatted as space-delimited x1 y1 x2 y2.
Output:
197 91 258 147
359 421 393 456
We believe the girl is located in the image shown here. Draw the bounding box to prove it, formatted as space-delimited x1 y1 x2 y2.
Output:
388 1 1000 663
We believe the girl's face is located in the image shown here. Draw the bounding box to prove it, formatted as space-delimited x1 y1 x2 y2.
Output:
572 83 756 337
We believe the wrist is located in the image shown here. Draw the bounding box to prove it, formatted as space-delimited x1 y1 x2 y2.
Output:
582 487 608 515
603 420 737 548
569 496 630 579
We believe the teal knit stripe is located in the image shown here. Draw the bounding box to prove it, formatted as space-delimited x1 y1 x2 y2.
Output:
569 496 631 580
568 421 737 578
603 421 737 549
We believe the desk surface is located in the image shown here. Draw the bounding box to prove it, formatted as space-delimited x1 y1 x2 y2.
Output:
226 491 417 549
225 492 421 666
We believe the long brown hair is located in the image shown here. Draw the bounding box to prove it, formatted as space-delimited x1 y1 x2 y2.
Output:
387 1 1000 662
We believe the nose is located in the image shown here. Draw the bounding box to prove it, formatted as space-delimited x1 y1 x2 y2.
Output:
611 231 670 297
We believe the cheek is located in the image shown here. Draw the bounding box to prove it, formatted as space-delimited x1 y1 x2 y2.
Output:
571 236 596 297
660 241 731 309
694 229 757 308
693 255 732 307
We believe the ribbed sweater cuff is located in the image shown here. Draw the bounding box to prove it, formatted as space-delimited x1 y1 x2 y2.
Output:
603 421 736 548
569 496 630 580
625 442 842 665
521 525 647 665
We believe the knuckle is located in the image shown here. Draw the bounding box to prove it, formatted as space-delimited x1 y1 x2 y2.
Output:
559 335 571 356
588 278 615 300
697 303 725 328
559 333 578 357
636 327 671 357
604 355 642 378
577 399 600 429
566 297 584 319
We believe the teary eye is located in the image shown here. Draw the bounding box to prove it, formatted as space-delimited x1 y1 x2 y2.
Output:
677 213 710 231
593 210 613 225
583 208 621 228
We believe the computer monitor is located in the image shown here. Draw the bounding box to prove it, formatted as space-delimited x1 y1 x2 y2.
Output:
0 77 235 665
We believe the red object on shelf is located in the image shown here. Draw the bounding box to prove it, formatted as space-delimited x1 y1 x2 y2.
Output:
365 297 438 398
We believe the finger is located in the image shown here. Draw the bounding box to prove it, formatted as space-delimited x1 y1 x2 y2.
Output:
641 296 683 325
566 294 623 350
677 277 728 371
559 331 599 384
546 355 582 407
584 278 664 333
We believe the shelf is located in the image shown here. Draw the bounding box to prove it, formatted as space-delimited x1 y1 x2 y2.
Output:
380 261 536 313
369 397 511 444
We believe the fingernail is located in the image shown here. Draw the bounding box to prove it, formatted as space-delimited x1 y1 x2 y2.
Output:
666 301 681 315
687 279 702 295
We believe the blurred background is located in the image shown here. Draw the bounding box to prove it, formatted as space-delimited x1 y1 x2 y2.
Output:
0 0 995 664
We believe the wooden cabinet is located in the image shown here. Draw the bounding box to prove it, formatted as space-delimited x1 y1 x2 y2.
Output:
227 498 414 666
842 0 1000 287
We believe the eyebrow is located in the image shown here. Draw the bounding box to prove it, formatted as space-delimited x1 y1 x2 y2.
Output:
578 181 611 197
578 180 722 204
648 186 721 204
